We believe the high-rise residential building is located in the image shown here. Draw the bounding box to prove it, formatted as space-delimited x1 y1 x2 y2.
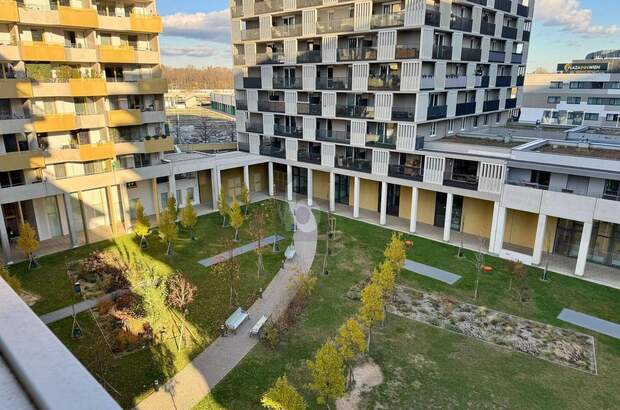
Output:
521 50 620 128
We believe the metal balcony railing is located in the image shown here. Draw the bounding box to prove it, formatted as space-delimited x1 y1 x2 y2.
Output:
456 102 476 116
370 11 405 28
272 77 302 89
297 150 321 164
243 77 262 88
395 44 419 59
336 104 375 119
425 8 440 27
427 105 447 120
336 157 371 173
461 47 482 61
258 100 285 113
245 122 264 133
297 49 321 63
316 76 351 90
480 21 496 36
368 75 400 91
444 173 479 190
256 52 285 65
274 124 303 138
317 17 354 34
392 106 416 122
260 144 285 158
316 129 350 143
272 24 302 38
450 15 473 32
297 102 321 115
432 44 453 60
483 100 500 112
337 47 377 62
388 165 423 181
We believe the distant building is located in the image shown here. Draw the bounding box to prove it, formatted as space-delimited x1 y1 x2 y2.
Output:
210 91 236 115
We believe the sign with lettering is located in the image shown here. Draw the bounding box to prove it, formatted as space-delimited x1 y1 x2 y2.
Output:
557 63 608 72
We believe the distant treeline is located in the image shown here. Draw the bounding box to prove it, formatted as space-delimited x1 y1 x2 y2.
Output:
162 66 233 90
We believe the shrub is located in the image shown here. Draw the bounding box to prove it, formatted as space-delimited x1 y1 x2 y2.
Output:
261 322 281 350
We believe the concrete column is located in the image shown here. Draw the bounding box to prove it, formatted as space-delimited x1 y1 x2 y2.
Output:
268 162 274 196
494 206 507 254
77 191 90 244
380 181 388 225
105 186 118 236
329 172 335 212
210 168 220 210
410 187 419 233
0 205 12 262
443 193 453 242
243 165 250 199
353 176 360 218
488 201 500 253
307 169 313 207
532 214 547 265
575 221 593 277
119 183 131 230
168 173 177 203
151 178 161 222
63 192 78 248
286 164 293 201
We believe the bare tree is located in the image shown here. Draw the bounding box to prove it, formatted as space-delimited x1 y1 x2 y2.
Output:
166 273 197 350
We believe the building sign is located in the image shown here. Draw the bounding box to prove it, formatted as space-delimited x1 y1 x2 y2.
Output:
557 62 608 73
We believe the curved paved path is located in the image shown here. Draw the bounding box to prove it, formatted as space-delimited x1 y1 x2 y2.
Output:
136 200 317 410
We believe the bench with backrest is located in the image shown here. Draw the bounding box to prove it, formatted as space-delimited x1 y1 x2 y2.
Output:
250 315 269 337
225 307 249 334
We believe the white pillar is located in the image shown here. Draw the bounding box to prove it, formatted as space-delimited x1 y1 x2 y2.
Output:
329 172 335 212
286 164 293 201
488 202 500 253
243 165 250 200
307 169 313 207
443 193 453 242
532 214 547 265
353 176 360 218
0 205 12 262
575 221 593 277
119 183 131 230
268 162 274 196
63 192 78 248
410 187 419 233
494 206 507 254
168 173 177 202
380 181 388 225
211 167 220 210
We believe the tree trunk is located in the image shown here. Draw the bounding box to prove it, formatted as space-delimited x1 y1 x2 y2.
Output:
178 317 186 352
234 229 239 241
367 326 372 352
167 241 172 255
222 215 227 227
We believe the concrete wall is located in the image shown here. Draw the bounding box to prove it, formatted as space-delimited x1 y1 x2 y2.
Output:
359 179 379 212
313 170 330 200
222 168 244 201
249 163 268 193
418 189 436 225
399 186 412 219
462 197 493 239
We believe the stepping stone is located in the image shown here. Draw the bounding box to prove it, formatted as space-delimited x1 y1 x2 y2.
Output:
404 260 461 285
198 235 285 267
558 308 620 340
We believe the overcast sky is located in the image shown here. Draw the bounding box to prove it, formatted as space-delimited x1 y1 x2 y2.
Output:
157 0 620 71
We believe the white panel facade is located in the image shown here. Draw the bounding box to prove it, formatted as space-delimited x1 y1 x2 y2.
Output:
396 123 417 152
423 155 445 185
285 91 297 115
478 163 505 194
401 61 421 91
321 143 336 168
303 116 316 141
261 65 273 90
302 9 317 37
235 110 246 132
244 43 256 66
259 15 272 40
249 133 260 155
350 120 367 147
263 113 275 136
322 36 337 63
322 92 336 118
303 65 317 90
374 92 393 121
247 89 258 112
372 149 390 176
404 0 425 27
284 39 297 64
354 1 372 31
352 63 369 92
377 30 397 61
286 139 298 161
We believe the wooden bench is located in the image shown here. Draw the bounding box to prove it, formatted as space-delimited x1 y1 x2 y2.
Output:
225 307 249 334
250 315 269 337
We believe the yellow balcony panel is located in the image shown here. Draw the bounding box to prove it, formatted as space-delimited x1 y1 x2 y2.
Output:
107 109 142 127
0 1 19 22
17 6 58 25
79 142 115 161
138 78 168 94
144 137 173 153
33 114 77 133
98 45 136 64
21 42 66 62
0 79 33 98
130 14 163 33
58 6 98 28
75 113 106 129
69 78 107 96
32 82 71 98
0 44 20 60
134 49 160 64
0 150 44 172
98 15 131 31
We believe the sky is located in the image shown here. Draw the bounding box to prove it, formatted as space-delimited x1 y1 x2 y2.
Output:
157 0 620 71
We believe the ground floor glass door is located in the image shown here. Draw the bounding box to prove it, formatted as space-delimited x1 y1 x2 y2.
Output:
335 174 349 204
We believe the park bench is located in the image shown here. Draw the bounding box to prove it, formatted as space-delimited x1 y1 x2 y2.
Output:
225 307 249 334
250 315 269 337
285 244 296 260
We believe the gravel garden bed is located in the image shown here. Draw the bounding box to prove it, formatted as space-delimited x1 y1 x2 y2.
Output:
388 285 597 374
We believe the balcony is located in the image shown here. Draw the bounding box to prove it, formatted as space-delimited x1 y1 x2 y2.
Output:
488 50 506 63
366 134 396 149
337 47 377 62
297 50 321 64
495 75 512 87
316 129 350 144
450 16 473 32
317 17 354 34
316 76 351 90
68 78 107 97
274 124 303 138
272 77 302 89
0 1 18 22
371 11 405 28
461 47 482 61
522 30 530 42
445 75 467 89
336 157 371 173
505 98 517 109
502 26 518 40
444 173 479 190
297 150 321 164
258 100 285 113
234 55 245 65
476 75 490 88
243 77 262 88
297 0 322 6
425 8 440 27
255 0 283 14
0 79 33 99
256 52 285 65
297 102 321 115
368 75 400 91
238 141 250 152
241 28 260 41
392 106 415 122
421 75 435 90
98 45 136 63
432 45 453 60
336 104 374 119
107 109 142 127
246 122 264 133
480 21 496 36
483 100 500 112
231 6 243 18
427 105 448 120
129 14 163 33
144 137 173 153
272 24 302 39
456 102 476 116
511 53 523 64
389 165 423 181
236 99 248 110
260 144 286 158
57 6 99 28
516 75 524 86
517 3 529 17
494 0 512 12
20 41 65 62
395 44 419 59
0 150 44 172
33 114 77 133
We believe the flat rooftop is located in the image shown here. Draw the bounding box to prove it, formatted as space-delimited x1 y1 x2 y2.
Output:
534 143 620 160
441 135 525 148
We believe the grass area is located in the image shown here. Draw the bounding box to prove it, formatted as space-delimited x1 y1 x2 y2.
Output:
198 210 620 409
12 200 293 408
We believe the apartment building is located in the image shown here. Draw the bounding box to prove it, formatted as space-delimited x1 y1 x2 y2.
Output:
521 50 620 127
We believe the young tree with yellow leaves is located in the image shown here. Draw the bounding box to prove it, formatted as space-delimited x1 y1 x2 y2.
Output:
134 200 151 249
158 208 178 255
306 339 346 408
180 192 198 240
336 317 366 387
17 222 39 270
228 200 244 242
217 186 229 227
166 194 178 221
239 184 250 216
358 282 384 351
384 233 406 277
0 264 22 292
249 206 267 277
261 375 307 410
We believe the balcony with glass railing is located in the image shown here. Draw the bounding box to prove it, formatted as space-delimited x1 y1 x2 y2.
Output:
316 76 352 90
389 164 423 181
272 77 302 89
297 49 322 63
254 0 283 14
256 52 285 65
368 74 401 91
297 149 321 164
316 129 350 144
370 11 405 28
260 143 286 158
297 102 321 115
258 100 285 113
245 122 264 133
425 8 440 27
317 17 354 34
427 104 448 120
392 106 415 122
337 47 377 62
241 28 260 41
450 15 473 32
336 104 375 119
272 23 302 38
274 123 303 138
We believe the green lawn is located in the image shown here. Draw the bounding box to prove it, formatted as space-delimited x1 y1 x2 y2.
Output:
11 199 293 408
198 210 620 409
